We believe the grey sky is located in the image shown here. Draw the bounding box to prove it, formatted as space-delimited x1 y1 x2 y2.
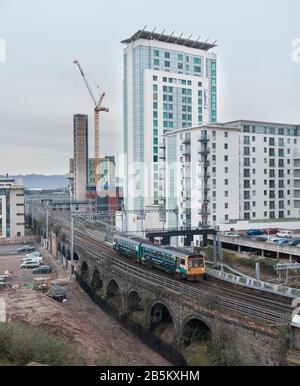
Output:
0 0 299 175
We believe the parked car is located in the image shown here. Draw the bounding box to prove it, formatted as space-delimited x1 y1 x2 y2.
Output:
266 238 281 244
22 256 43 264
24 251 40 258
277 231 293 239
32 265 52 274
247 229 264 236
22 253 41 261
17 245 35 254
253 236 268 242
263 228 279 235
288 239 300 247
20 261 43 269
223 232 240 238
47 285 66 303
275 239 291 246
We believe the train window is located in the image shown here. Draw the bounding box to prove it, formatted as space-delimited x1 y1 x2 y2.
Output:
181 259 185 265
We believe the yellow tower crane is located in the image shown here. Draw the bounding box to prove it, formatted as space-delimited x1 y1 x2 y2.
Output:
73 59 109 186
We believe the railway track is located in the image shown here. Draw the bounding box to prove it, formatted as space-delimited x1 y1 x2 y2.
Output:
49 213 292 326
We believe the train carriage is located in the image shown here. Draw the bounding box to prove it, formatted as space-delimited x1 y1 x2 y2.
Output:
112 235 141 260
113 234 206 281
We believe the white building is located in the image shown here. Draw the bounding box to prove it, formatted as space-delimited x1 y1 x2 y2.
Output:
0 176 25 238
122 29 217 231
161 120 300 245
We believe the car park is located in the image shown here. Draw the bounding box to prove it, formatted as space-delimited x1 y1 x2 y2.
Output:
247 229 264 236
20 261 43 269
17 245 35 254
277 231 292 239
32 265 52 274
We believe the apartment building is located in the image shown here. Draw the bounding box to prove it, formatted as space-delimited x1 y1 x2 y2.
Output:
161 120 300 243
0 176 25 238
122 29 217 230
226 120 300 221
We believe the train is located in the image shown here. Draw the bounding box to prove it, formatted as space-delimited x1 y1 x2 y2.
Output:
112 234 206 281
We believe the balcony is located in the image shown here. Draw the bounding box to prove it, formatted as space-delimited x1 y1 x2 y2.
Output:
198 147 210 155
198 135 210 143
182 138 191 145
198 208 210 216
159 142 166 149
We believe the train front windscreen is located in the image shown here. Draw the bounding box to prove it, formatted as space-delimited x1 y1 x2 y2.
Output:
188 255 205 274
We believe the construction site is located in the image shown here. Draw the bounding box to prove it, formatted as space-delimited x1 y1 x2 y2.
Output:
0 244 169 366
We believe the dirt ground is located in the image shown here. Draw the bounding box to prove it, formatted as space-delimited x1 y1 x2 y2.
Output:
0 246 170 366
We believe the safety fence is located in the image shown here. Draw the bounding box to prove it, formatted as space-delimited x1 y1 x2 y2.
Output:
75 272 187 366
207 268 300 299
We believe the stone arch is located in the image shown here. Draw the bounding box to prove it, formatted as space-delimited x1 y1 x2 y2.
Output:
181 315 211 346
127 289 143 312
91 269 103 291
73 252 79 261
148 300 177 345
80 261 90 282
61 245 66 257
67 249 71 260
106 278 120 297
57 242 62 253
106 277 122 308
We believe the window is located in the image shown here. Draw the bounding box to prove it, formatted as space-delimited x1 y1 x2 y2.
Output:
165 61 170 68
269 138 275 146
224 144 228 150
244 136 250 145
225 132 228 138
224 155 228 162
244 147 250 156
154 50 160 57
244 180 250 189
165 52 170 59
153 75 158 81
244 191 250 200
244 158 250 167
244 169 250 178
154 59 160 66
177 54 183 61
244 202 251 211
194 66 201 73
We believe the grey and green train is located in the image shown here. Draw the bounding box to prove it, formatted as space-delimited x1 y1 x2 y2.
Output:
112 235 206 280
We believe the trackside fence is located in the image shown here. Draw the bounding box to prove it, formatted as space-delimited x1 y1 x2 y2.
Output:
75 272 187 366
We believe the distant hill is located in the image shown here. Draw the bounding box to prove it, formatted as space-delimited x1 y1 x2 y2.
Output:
13 174 68 190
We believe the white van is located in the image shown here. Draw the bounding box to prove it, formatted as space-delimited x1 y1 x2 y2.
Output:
277 231 293 239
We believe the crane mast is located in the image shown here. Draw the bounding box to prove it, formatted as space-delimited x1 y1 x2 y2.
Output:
73 60 109 187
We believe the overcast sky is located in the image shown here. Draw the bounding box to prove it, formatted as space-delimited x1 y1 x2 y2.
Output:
0 0 299 176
